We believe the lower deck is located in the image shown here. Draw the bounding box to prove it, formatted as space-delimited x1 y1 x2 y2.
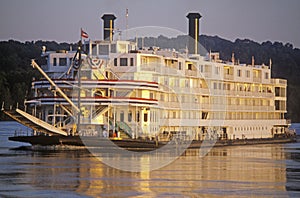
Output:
9 134 297 151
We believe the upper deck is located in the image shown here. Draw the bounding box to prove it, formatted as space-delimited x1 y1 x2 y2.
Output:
39 37 276 87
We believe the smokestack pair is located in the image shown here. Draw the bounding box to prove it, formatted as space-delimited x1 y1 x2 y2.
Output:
101 12 202 52
187 12 202 54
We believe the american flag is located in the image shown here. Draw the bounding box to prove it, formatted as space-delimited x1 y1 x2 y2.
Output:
81 29 89 39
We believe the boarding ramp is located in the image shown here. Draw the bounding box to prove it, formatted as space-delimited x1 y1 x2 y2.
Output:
3 108 68 136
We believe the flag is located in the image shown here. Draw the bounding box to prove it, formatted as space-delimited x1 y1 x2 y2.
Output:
81 29 89 39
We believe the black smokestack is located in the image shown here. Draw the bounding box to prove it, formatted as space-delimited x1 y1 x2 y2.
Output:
101 14 116 41
186 12 202 54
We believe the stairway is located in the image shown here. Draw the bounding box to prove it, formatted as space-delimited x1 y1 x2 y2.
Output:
92 105 108 119
108 119 132 139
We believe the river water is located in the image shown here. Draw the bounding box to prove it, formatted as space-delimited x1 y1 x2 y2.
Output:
0 121 299 197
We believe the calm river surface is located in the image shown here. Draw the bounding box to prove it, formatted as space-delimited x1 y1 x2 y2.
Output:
0 121 300 197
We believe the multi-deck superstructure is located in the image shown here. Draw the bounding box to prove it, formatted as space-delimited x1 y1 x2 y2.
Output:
3 12 294 147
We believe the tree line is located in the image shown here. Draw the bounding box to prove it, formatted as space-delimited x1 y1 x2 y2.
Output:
0 36 300 122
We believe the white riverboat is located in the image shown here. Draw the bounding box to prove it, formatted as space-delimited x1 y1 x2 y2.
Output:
3 12 295 147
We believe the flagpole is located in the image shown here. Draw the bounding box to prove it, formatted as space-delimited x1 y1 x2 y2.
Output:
126 8 128 40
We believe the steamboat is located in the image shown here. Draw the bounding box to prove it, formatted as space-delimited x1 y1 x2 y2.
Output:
2 12 296 150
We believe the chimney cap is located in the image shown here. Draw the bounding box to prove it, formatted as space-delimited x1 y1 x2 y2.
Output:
101 14 116 20
186 12 202 19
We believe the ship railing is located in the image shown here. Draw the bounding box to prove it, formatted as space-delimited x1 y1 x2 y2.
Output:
224 90 274 98
159 101 181 109
253 77 262 83
203 72 211 78
53 115 74 129
159 101 201 110
139 64 162 73
140 64 186 76
128 123 143 139
224 74 234 80
14 128 33 137
225 105 274 111
162 67 179 75
271 78 287 86
78 129 100 136
185 70 199 77
139 65 157 72
162 87 209 95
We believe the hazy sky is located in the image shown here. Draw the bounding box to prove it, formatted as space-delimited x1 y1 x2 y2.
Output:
1 0 300 48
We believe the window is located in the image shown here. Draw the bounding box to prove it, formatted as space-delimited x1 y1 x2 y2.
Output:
120 111 124 122
53 58 57 66
237 69 241 77
213 82 217 89
128 111 132 122
181 95 185 103
150 92 154 99
119 44 126 53
275 100 280 110
188 63 192 70
69 58 72 66
246 70 250 78
144 113 148 122
92 44 97 55
275 87 280 97
185 79 189 87
165 78 169 86
136 112 140 122
179 62 182 70
114 58 118 66
160 94 164 101
200 65 204 72
130 58 134 66
202 112 208 119
175 79 179 87
218 83 222 89
265 72 269 79
99 45 109 55
120 58 128 66
215 66 220 75
225 68 230 75
111 44 116 53
59 58 67 66
84 44 89 54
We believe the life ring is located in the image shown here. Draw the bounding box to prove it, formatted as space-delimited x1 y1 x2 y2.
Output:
87 57 104 69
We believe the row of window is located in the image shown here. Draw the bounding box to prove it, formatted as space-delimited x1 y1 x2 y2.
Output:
161 111 281 120
224 67 269 79
118 111 148 123
53 57 71 67
212 82 273 92
114 58 134 66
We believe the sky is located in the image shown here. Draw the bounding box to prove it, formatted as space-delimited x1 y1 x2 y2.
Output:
0 0 300 48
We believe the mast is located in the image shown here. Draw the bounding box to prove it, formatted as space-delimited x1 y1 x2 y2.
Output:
77 40 82 133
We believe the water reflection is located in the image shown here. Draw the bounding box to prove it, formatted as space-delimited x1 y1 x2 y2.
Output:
5 144 293 197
